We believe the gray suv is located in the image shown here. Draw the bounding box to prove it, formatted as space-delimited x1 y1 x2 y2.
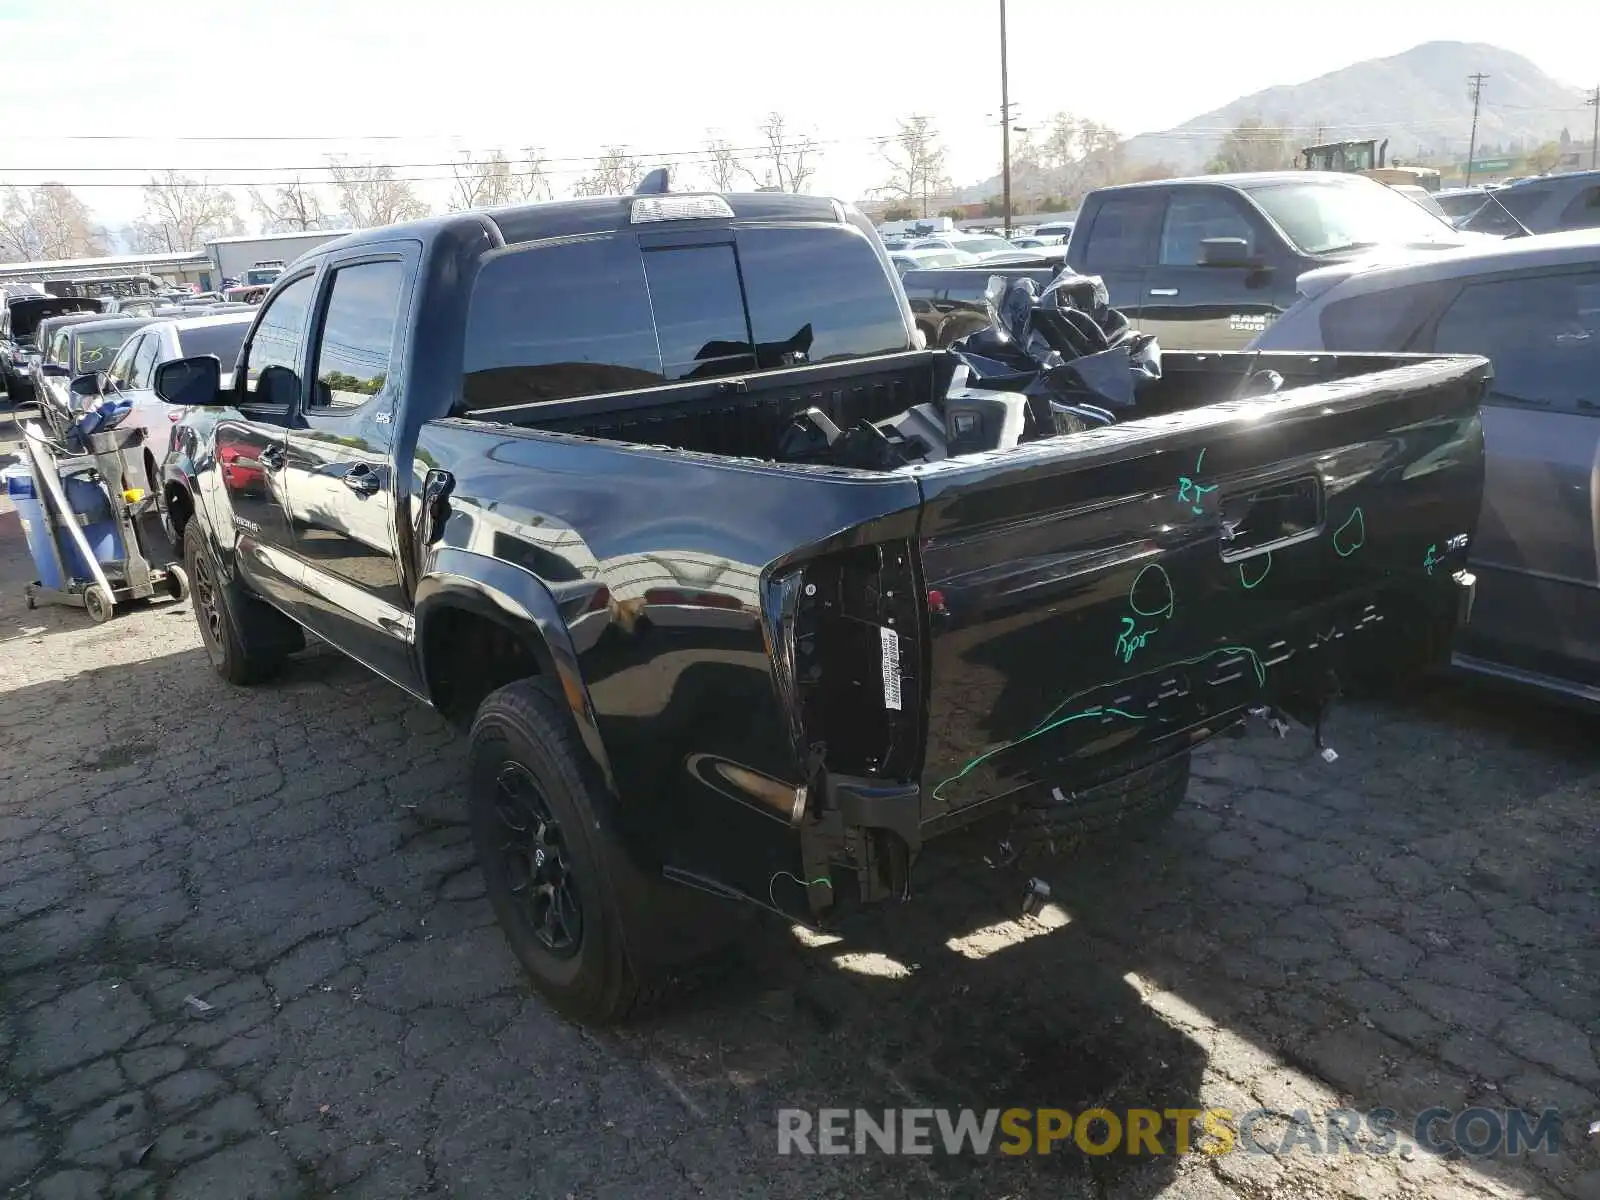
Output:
1459 170 1600 236
1251 229 1600 705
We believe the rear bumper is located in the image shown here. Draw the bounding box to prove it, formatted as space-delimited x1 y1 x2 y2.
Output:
807 572 1477 913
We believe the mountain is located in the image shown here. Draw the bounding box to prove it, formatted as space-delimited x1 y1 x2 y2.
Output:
1121 42 1589 173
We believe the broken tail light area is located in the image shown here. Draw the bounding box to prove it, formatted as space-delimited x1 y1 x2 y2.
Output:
762 540 928 915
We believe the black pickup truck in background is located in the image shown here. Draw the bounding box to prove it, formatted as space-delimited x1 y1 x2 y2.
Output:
155 186 1486 1022
1059 171 1482 349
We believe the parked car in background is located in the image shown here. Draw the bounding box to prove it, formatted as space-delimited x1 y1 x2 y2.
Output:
1034 220 1074 242
910 232 1020 261
2 294 104 404
1007 236 1052 250
28 312 116 426
887 247 977 276
1064 171 1482 349
1249 228 1600 706
224 284 269 304
39 316 157 436
1458 170 1600 237
80 311 255 492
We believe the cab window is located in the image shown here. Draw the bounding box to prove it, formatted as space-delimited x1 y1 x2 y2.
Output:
1159 192 1256 265
308 260 405 411
240 274 315 407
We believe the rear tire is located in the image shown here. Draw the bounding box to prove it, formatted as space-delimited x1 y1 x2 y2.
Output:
469 677 659 1024
1012 749 1191 854
183 521 302 685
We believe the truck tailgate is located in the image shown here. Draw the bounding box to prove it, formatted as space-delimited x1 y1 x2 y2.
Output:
910 354 1488 820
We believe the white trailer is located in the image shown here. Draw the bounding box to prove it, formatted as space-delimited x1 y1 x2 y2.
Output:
205 230 347 289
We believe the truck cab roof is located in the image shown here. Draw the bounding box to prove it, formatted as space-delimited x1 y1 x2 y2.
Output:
302 192 853 264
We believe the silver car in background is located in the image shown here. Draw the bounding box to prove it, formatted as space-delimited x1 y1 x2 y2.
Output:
1250 228 1600 705
95 312 255 491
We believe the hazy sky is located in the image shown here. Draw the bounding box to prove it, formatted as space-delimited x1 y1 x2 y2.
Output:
0 0 1592 231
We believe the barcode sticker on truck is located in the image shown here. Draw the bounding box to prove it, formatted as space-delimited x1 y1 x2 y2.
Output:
880 625 903 711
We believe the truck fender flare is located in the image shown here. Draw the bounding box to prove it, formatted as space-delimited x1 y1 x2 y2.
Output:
414 547 616 793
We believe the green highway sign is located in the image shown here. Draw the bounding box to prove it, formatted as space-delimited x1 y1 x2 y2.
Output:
1465 157 1513 172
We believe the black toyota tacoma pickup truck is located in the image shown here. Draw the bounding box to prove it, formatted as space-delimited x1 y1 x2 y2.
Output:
156 188 1486 1021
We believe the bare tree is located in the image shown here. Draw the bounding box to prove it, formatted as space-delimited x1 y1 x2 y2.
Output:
511 147 554 203
745 112 818 193
1037 112 1123 202
326 157 431 228
129 171 243 252
877 116 951 217
572 146 643 198
449 148 554 211
449 150 514 211
249 177 333 232
0 183 108 260
703 135 745 192
1206 119 1296 174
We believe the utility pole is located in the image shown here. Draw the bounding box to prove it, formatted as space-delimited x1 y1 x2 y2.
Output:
1465 72 1489 186
1588 85 1599 170
999 0 1012 237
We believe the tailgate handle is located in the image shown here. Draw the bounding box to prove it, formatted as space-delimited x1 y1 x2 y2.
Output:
1218 476 1323 561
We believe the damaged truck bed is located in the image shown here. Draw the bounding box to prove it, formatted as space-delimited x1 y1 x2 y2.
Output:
156 189 1487 1021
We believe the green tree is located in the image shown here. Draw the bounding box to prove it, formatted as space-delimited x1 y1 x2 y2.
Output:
1206 119 1296 174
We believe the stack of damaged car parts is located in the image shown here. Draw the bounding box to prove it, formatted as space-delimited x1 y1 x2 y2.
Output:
776 269 1165 469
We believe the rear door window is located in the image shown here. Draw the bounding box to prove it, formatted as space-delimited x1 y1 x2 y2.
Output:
1080 193 1165 270
1429 268 1600 414
736 225 908 367
461 236 659 411
1318 280 1457 351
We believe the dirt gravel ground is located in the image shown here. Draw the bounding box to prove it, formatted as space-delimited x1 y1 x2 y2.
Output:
1 408 1597 1199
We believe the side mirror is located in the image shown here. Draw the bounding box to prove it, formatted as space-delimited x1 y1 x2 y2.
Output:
154 355 222 406
69 372 106 398
41 362 69 377
1200 237 1257 267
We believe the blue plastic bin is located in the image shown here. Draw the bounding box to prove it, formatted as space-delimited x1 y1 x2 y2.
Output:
3 460 123 589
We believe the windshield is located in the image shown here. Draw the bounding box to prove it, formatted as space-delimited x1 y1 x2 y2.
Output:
1244 179 1460 254
1459 187 1549 235
1435 192 1487 220
176 322 250 366
950 235 1017 256
245 268 281 286
74 330 136 372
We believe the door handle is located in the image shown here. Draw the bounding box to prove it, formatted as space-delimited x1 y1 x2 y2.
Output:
258 444 286 471
342 463 380 496
1149 287 1179 297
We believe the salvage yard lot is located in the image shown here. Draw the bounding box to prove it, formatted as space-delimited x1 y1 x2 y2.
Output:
1 421 1596 1199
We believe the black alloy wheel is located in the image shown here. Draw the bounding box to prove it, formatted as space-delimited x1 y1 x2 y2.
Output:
190 541 225 651
493 761 582 957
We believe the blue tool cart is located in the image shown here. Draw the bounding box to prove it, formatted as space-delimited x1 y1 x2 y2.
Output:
14 420 188 623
